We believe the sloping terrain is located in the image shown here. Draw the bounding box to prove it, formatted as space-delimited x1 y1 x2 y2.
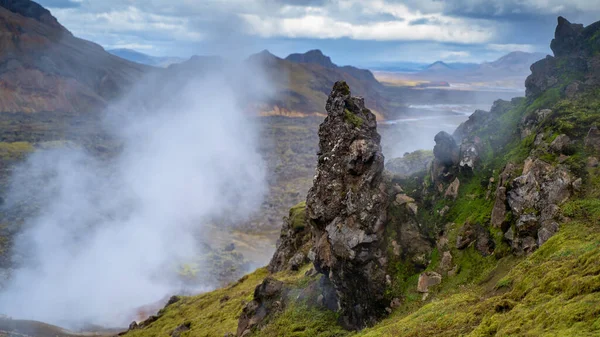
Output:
117 16 600 337
0 0 149 114
108 49 184 68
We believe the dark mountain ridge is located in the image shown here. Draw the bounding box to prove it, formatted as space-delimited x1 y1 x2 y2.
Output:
0 0 149 114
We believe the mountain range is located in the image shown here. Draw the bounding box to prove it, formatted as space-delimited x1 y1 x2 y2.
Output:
0 0 148 114
108 49 185 68
0 0 389 119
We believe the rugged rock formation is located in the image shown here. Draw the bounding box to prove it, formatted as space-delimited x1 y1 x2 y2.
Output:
306 81 389 330
237 278 285 336
431 131 459 183
267 202 311 273
502 157 574 254
526 16 600 97
456 222 495 256
385 150 433 176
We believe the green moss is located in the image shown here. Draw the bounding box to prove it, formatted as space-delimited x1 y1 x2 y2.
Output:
344 108 364 128
333 81 351 96
258 303 348 337
124 268 269 337
562 199 600 223
289 201 307 231
446 173 493 225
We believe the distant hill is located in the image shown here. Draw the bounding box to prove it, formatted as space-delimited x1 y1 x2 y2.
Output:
484 51 547 72
425 61 452 71
419 51 547 78
0 0 149 114
377 51 548 90
286 49 336 69
260 49 388 117
169 49 390 118
108 49 184 68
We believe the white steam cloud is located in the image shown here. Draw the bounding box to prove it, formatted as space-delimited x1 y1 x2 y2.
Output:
0 62 270 328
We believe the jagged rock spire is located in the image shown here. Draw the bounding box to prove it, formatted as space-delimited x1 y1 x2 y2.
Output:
306 81 389 330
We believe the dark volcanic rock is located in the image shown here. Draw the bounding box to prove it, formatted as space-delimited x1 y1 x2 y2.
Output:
307 81 389 330
433 131 459 167
431 131 459 183
237 278 285 336
171 322 191 337
551 16 585 58
267 202 311 273
526 17 600 97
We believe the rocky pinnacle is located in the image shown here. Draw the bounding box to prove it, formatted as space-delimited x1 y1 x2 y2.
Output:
306 81 388 330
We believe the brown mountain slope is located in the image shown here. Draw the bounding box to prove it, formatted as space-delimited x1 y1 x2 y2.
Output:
252 50 389 118
168 50 390 119
0 0 149 114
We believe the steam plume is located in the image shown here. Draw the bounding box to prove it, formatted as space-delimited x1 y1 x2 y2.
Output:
0 61 271 328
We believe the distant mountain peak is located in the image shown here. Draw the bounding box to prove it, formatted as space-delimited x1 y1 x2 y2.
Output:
247 49 281 64
286 49 337 69
488 51 546 68
0 0 65 30
425 61 452 70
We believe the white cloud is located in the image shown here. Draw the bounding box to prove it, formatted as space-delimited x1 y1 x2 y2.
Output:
440 51 471 60
241 13 494 43
36 0 600 59
487 43 537 52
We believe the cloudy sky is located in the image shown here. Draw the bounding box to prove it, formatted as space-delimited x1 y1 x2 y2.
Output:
39 0 600 66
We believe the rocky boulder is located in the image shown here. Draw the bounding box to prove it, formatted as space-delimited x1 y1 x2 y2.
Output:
386 150 433 176
503 157 574 254
267 202 311 273
306 81 389 330
431 131 459 183
455 223 495 256
491 163 517 229
417 272 442 293
237 278 285 336
459 138 482 172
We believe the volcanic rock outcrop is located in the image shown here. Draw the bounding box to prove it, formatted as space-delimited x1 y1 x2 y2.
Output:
525 16 600 97
267 202 311 273
306 81 389 330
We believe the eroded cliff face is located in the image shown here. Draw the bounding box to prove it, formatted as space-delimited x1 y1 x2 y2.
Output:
525 16 600 98
306 81 389 330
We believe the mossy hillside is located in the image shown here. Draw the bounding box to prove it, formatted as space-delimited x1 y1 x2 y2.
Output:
124 268 269 337
123 264 350 337
356 217 600 336
124 206 600 337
